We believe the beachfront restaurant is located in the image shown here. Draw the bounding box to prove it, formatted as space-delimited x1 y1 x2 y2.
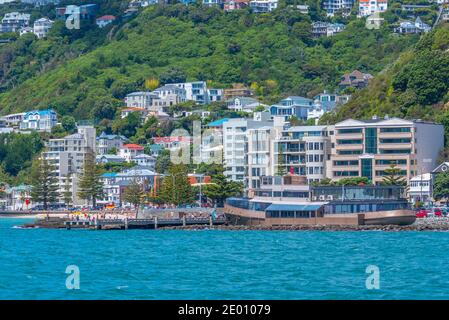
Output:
311 185 411 214
225 198 325 219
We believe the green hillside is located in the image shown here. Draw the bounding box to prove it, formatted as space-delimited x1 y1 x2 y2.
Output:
321 24 449 152
0 4 419 120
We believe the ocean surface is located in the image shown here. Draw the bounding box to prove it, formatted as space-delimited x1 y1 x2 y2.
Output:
1 217 449 300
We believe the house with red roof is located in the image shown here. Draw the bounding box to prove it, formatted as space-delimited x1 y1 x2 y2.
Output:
118 143 145 162
96 15 116 28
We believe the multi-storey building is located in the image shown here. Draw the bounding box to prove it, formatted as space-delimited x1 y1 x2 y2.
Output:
19 109 57 132
118 144 145 162
223 112 272 183
322 0 354 16
96 132 128 155
207 88 223 102
1 12 31 33
270 96 314 121
33 17 53 38
203 0 224 7
43 125 96 205
224 0 249 11
21 0 60 6
172 81 208 104
250 0 278 13
125 91 157 108
327 117 444 184
151 85 186 111
311 21 345 37
273 125 331 184
359 0 388 17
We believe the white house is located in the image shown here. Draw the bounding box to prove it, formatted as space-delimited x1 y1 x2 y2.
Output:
33 17 53 38
119 144 145 162
19 109 57 132
409 173 432 206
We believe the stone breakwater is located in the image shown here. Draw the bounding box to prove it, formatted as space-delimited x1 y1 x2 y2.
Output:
161 218 449 232
20 216 449 231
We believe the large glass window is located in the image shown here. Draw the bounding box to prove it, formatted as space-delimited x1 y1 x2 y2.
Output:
379 138 411 144
338 128 363 134
365 128 377 154
361 158 373 181
379 127 411 133
337 139 363 144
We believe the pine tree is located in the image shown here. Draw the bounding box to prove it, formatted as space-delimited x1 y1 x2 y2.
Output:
276 143 287 176
30 157 59 210
158 164 194 206
62 174 73 208
78 150 104 207
381 164 406 186
123 179 145 209
204 173 244 207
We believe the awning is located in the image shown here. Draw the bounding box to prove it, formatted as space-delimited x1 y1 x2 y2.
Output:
266 204 323 212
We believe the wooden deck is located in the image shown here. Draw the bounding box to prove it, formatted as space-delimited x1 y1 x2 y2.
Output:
65 216 227 230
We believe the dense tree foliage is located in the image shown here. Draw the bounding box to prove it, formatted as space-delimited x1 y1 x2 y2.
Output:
322 24 449 152
0 4 419 118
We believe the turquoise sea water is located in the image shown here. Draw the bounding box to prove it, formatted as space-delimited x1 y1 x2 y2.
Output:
1 217 449 300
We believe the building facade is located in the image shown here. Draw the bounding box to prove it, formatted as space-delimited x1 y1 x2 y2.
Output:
359 0 388 17
274 125 331 184
327 117 444 184
43 125 96 206
96 132 128 155
19 109 57 132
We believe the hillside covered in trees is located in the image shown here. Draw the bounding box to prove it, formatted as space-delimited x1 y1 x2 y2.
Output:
0 2 421 120
321 24 449 156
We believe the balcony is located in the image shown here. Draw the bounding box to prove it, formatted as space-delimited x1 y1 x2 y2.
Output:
335 144 363 151
378 131 412 139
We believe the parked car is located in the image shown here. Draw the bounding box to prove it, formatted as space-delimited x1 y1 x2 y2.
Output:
432 208 443 217
416 210 428 218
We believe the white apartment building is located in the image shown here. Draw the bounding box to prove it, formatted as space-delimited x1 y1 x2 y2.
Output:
33 17 53 38
172 81 209 104
250 0 278 13
322 0 354 16
273 125 332 184
125 91 157 108
151 85 186 111
359 0 388 17
96 132 128 155
223 112 272 183
43 125 96 206
1 12 31 33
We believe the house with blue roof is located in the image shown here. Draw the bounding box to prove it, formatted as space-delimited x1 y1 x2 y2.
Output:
270 96 314 121
19 109 57 132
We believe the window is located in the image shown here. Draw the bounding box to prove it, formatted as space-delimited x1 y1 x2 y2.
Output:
337 139 363 145
380 127 411 133
375 159 407 165
365 128 377 154
333 160 359 166
380 138 411 144
338 128 363 134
